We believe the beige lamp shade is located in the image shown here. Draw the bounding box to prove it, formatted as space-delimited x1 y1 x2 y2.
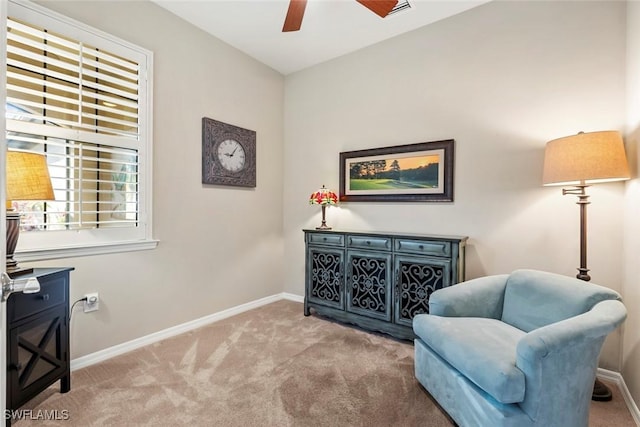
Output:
6 151 55 202
542 130 630 186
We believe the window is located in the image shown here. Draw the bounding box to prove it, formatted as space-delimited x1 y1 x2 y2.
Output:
5 0 155 259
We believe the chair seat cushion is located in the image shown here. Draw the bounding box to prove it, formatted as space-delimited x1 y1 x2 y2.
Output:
413 315 526 404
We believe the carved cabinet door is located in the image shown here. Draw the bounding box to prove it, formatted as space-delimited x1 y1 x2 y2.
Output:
307 247 345 310
346 250 392 321
7 308 67 409
394 255 451 327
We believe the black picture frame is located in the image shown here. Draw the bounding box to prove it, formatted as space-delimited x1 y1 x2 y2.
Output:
339 139 454 202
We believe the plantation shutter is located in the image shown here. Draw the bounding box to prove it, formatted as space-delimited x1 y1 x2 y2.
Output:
6 14 145 232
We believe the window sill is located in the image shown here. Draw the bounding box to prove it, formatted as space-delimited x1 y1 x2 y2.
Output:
14 240 159 262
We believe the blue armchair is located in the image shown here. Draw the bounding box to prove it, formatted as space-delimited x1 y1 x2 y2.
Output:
413 269 627 427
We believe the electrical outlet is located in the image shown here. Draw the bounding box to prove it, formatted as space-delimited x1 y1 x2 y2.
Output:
84 292 99 313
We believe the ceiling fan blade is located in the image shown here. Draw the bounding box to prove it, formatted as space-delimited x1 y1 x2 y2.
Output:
356 0 399 18
282 0 308 32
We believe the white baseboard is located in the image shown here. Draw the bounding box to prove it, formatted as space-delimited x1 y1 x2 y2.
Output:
281 292 304 303
71 292 303 371
597 368 640 426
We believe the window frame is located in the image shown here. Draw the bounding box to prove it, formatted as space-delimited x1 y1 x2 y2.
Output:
6 0 157 261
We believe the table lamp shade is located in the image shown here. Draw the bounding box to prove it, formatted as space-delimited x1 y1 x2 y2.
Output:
309 185 338 205
6 151 54 202
543 131 630 186
5 151 54 276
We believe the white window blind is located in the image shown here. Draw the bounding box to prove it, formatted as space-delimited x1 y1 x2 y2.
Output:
5 0 154 258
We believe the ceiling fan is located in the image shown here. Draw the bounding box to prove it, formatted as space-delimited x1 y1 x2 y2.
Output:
282 0 399 32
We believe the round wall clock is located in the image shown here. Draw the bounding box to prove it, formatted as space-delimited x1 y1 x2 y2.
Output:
202 117 256 187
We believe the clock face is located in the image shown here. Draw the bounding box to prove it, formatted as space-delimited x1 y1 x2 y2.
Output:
217 139 246 173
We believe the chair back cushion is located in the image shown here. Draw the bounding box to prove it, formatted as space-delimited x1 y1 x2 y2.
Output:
501 269 621 332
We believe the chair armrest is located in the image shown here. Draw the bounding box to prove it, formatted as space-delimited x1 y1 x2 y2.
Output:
515 299 627 421
516 299 627 362
428 274 509 318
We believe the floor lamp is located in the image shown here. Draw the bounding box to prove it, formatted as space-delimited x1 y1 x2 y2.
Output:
542 130 630 401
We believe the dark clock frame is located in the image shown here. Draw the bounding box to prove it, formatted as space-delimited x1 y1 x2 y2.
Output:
202 117 256 187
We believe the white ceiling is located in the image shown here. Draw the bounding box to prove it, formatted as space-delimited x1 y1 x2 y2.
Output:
152 0 491 75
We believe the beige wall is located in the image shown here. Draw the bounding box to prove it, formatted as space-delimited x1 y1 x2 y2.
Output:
283 0 627 370
27 1 285 358
625 0 640 409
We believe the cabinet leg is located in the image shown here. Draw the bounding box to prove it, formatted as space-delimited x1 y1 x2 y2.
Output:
60 374 70 393
304 303 310 316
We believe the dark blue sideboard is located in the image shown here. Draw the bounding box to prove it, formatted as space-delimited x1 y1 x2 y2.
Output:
303 229 467 340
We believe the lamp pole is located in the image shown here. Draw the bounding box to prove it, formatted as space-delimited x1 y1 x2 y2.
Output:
317 204 330 230
563 185 590 281
562 184 612 402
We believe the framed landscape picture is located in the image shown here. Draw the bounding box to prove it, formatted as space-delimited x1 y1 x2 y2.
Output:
339 139 454 202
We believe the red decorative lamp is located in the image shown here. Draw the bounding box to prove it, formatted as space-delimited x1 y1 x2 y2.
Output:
309 185 338 230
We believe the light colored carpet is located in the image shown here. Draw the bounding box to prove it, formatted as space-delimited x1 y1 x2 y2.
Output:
13 300 636 426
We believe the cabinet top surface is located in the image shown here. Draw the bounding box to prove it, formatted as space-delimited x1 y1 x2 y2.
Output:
303 229 468 242
12 267 75 279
